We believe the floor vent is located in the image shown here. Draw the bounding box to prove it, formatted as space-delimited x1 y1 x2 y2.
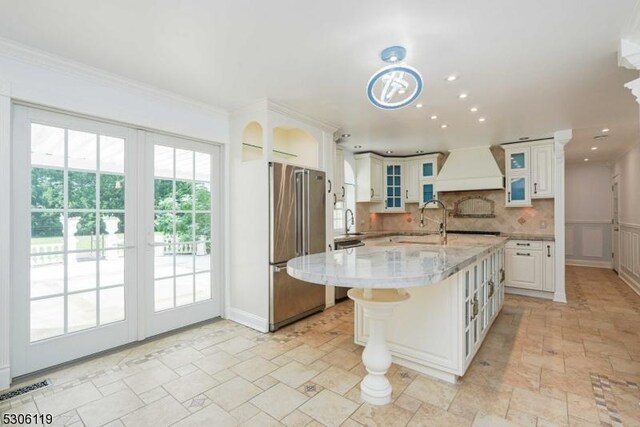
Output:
0 379 50 402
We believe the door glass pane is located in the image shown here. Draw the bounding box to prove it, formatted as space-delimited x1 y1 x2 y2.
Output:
31 124 64 168
31 297 64 342
511 177 526 201
29 122 128 342
422 184 434 203
153 144 213 312
31 168 64 209
100 286 125 325
510 153 525 170
68 291 97 332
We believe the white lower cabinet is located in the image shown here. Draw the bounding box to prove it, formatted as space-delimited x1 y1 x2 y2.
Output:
505 240 554 293
353 244 505 383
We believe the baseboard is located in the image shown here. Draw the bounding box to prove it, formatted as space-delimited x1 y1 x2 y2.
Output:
566 259 612 269
0 365 10 391
620 271 640 297
226 307 269 333
505 286 554 300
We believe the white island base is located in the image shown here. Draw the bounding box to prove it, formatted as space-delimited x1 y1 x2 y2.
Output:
353 245 505 384
347 288 410 405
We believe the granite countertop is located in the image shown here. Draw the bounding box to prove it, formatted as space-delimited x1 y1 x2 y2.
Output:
334 230 554 243
287 236 508 289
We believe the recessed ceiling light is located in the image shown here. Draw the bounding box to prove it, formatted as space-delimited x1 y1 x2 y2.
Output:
416 150 425 154
385 150 393 154
416 103 423 108
446 75 458 82
341 133 351 138
430 115 438 120
470 107 478 112
591 146 598 150
478 117 486 122
458 93 468 99
441 124 448 129
584 158 589 162
602 128 610 133
354 145 362 149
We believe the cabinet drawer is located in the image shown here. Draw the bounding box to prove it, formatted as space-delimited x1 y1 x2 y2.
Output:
505 240 543 250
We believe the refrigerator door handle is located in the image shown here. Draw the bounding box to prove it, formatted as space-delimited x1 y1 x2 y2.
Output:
295 170 304 256
302 170 309 255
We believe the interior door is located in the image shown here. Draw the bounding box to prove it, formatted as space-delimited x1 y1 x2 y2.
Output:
11 106 137 376
145 133 222 337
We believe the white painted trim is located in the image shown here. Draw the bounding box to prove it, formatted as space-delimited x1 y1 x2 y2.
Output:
227 307 269 333
231 98 338 133
565 220 612 224
0 79 10 391
0 37 227 116
566 259 613 269
620 270 640 297
553 129 572 304
505 286 554 300
618 39 640 69
0 366 9 391
620 222 640 229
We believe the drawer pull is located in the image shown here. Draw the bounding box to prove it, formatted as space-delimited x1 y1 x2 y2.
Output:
516 243 530 246
327 179 332 193
547 245 551 257
516 252 531 256
371 188 374 198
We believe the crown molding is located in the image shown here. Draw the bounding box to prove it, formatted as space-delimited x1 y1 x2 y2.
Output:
624 77 640 104
619 39 640 70
553 129 573 146
0 37 228 117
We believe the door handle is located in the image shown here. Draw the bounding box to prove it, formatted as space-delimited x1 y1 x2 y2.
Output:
547 245 551 257
327 179 332 193
406 189 408 199
370 188 374 199
534 183 537 194
507 192 511 202
333 193 337 207
341 186 345 198
328 244 332 251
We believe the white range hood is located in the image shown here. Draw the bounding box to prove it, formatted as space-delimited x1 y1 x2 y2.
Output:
437 146 504 192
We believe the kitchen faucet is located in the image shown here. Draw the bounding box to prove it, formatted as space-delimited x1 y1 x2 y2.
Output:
419 199 448 245
345 208 355 234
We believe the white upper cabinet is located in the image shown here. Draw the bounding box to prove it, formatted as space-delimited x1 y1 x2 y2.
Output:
531 144 554 198
334 147 345 202
503 141 554 207
404 158 421 203
356 153 384 202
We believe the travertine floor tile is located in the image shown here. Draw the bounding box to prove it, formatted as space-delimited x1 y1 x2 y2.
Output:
77 389 144 427
403 375 459 410
250 383 308 420
311 365 361 395
121 394 189 427
299 389 359 427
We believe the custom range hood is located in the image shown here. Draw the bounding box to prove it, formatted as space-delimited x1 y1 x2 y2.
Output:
437 146 504 192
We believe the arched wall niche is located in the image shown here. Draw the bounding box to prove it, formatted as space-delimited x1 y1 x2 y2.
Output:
241 121 264 162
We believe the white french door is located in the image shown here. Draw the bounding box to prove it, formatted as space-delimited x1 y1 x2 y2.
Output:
11 107 223 377
144 133 222 336
11 106 138 376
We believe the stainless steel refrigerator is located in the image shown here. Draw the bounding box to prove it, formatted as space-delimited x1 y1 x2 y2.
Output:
269 162 326 331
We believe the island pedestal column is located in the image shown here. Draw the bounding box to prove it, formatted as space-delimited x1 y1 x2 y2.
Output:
347 288 410 405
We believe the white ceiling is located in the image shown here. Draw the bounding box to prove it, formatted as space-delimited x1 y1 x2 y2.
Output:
0 0 638 162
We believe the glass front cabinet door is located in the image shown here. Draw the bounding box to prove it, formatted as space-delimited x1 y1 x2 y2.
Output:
504 147 531 207
385 162 403 211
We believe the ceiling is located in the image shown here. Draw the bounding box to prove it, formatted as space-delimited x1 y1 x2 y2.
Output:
0 0 638 162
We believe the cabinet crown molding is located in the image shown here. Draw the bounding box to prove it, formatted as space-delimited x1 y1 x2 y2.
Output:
553 129 573 146
619 39 640 70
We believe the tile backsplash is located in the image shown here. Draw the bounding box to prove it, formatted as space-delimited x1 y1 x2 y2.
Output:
356 189 554 235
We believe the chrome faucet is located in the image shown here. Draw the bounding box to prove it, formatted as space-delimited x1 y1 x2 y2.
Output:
345 208 355 234
419 199 448 245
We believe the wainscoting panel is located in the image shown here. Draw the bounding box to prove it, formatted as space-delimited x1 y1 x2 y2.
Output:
619 224 640 294
565 221 612 268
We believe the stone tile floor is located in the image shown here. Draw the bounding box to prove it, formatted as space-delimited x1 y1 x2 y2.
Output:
1 266 639 426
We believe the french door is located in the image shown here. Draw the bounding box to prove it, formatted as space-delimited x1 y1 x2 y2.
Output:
144 133 222 336
11 106 223 377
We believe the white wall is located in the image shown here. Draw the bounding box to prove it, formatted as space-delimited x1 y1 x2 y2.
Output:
613 143 640 292
565 162 613 268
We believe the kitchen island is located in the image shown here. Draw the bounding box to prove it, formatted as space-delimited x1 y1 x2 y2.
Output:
287 235 507 403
